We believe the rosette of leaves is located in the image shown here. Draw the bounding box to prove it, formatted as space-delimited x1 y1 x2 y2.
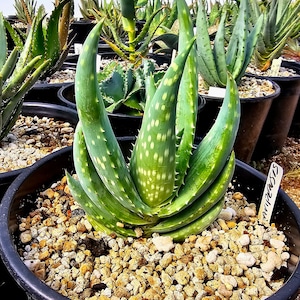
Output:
0 13 50 141
14 0 37 26
89 0 127 44
79 0 100 20
97 60 164 115
91 0 170 64
66 0 241 242
196 0 263 87
249 0 300 71
6 0 73 79
282 38 300 62
136 0 177 36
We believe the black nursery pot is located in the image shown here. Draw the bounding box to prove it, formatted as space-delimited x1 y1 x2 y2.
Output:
0 102 78 200
251 60 300 160
287 61 300 138
57 82 143 137
69 20 95 45
0 142 299 300
196 78 281 163
24 82 72 104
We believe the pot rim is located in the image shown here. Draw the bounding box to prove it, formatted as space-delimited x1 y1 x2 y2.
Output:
0 102 78 190
0 145 299 300
246 60 300 82
199 76 281 103
58 82 144 119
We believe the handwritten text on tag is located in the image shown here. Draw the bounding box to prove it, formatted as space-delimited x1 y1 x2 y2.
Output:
258 162 283 224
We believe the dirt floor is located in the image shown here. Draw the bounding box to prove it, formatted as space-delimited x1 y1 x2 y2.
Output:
250 136 300 209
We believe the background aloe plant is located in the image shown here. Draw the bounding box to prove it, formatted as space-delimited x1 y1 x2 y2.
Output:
6 0 73 79
0 0 73 141
90 0 170 64
0 13 50 141
196 0 263 88
66 0 241 242
79 0 100 20
13 0 37 26
98 60 164 115
249 0 300 71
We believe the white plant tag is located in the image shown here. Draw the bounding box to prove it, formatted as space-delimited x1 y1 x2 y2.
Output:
208 86 226 98
270 57 282 76
96 54 102 72
74 43 83 55
258 162 283 224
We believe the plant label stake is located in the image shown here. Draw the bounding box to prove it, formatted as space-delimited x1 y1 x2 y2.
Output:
258 162 283 224
208 87 226 98
74 43 83 54
270 57 283 77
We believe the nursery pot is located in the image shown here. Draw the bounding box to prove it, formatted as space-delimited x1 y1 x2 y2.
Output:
0 102 78 200
57 82 142 137
58 82 206 139
288 61 300 138
24 82 71 104
24 64 76 104
251 61 300 160
69 20 95 45
0 142 299 299
196 79 281 163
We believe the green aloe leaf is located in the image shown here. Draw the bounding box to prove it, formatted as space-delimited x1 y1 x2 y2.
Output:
130 38 196 207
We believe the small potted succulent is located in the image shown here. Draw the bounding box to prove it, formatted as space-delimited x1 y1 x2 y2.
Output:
0 1 300 299
90 0 172 65
247 0 300 160
57 59 170 136
66 2 239 239
195 0 281 164
0 3 78 198
13 0 76 103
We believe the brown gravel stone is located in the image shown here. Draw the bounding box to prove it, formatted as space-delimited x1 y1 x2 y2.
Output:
17 176 291 299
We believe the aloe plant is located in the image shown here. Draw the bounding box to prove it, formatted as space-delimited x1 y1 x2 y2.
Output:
250 0 300 71
91 0 170 64
89 0 127 44
66 0 241 242
14 0 37 25
282 38 300 62
6 0 73 79
79 0 100 20
0 13 50 141
196 0 263 87
97 60 165 115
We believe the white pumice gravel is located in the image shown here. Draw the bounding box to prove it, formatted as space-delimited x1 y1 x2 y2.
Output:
0 115 74 173
198 76 276 98
246 64 298 78
18 177 291 300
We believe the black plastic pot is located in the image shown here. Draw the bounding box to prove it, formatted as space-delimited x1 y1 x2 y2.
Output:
0 102 78 200
69 20 95 45
0 142 299 300
24 63 76 104
196 78 281 163
287 61 300 138
24 82 71 104
57 82 206 139
251 61 300 160
57 82 143 137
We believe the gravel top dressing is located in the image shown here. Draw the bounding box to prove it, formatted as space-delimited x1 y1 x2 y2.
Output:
0 115 74 173
18 176 290 300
